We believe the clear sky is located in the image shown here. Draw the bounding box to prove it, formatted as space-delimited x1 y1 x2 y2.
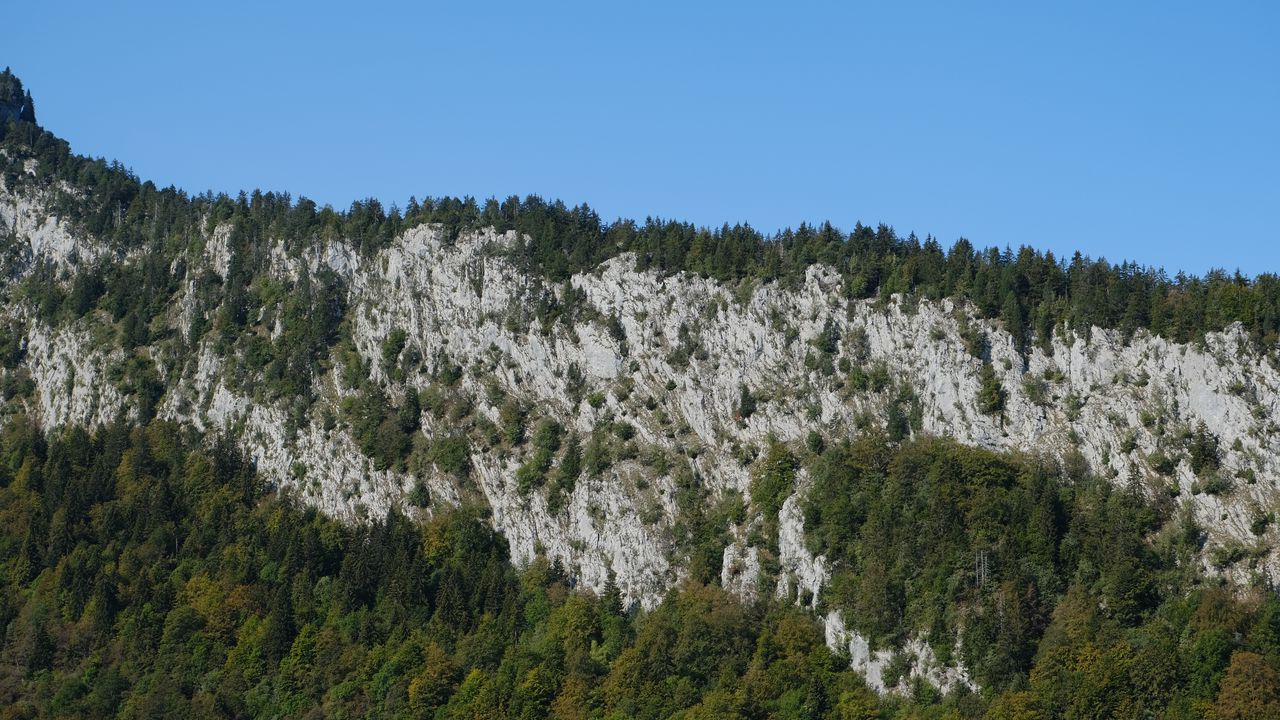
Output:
8 1 1278 276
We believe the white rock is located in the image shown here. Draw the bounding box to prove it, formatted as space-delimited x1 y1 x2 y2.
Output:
4 187 1279 686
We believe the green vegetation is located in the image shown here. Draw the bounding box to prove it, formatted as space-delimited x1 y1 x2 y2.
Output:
3 87 1280 375
749 439 798 523
381 328 409 378
737 384 757 423
426 434 471 480
2 70 1280 719
0 416 886 719
0 417 1277 717
1187 424 1222 477
801 432 1280 717
0 68 36 124
342 384 420 470
977 363 1006 417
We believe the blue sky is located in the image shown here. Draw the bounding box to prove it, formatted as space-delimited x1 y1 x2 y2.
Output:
8 2 1278 275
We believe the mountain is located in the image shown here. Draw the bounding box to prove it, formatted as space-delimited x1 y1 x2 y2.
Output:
2 71 1279 717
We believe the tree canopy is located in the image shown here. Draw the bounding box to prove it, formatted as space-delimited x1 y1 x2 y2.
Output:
1 417 1277 718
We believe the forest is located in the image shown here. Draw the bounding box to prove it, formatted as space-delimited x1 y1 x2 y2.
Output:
1 417 1278 719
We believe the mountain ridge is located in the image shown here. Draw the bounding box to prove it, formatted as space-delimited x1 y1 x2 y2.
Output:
1 73 1279 701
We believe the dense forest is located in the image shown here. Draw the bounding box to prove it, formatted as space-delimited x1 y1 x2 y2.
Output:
1 417 1278 719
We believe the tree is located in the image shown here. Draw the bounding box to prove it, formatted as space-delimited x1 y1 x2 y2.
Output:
20 89 35 123
1188 423 1220 476
749 440 796 520
834 689 881 720
1002 293 1026 353
500 399 526 445
978 362 1006 417
737 384 757 422
381 328 408 376
1210 651 1280 720
408 642 459 716
557 433 582 488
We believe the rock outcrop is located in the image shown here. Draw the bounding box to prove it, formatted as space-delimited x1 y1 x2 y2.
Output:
2 176 1277 692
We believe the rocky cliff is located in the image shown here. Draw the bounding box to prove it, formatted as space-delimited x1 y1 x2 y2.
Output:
2 162 1277 692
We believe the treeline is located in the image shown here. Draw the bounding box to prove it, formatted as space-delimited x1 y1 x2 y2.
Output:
4 108 1279 356
406 196 1280 351
2 417 1278 718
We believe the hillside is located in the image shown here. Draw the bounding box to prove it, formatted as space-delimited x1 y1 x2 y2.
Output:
1 70 1279 717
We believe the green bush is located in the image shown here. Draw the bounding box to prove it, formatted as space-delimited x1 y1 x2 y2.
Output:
430 435 471 478
749 440 797 521
977 363 1006 416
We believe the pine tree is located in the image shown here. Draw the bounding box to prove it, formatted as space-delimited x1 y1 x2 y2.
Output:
978 362 1006 417
737 384 756 422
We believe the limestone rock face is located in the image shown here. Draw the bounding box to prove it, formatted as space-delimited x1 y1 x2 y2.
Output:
3 182 1278 688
